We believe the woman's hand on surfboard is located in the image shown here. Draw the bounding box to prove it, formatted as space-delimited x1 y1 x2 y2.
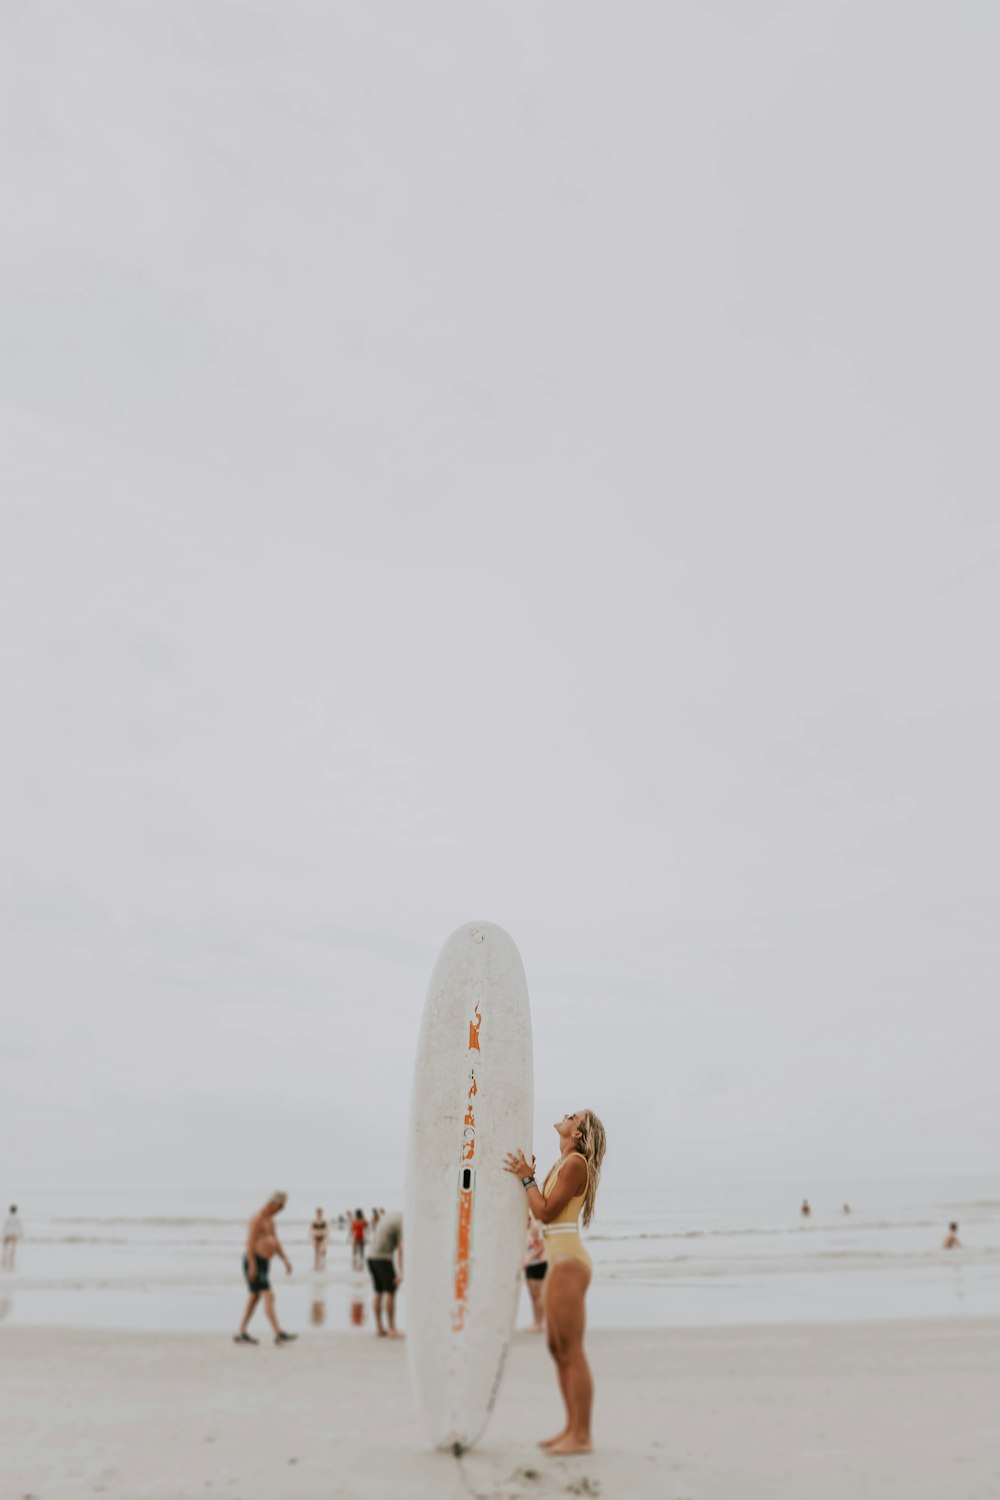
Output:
503 1151 535 1178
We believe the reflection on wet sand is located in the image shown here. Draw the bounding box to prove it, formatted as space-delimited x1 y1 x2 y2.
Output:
310 1297 325 1327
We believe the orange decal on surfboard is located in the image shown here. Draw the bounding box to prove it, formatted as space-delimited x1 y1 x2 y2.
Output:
454 1187 472 1293
452 999 483 1331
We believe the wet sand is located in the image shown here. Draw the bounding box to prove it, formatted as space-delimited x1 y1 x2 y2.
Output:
3 1318 998 1499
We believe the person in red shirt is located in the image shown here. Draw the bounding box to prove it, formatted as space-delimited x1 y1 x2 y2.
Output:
349 1208 369 1270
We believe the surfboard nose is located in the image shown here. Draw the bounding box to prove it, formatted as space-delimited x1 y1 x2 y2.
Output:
450 919 515 947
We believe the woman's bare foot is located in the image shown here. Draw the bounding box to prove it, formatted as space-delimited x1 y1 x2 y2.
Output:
538 1431 568 1450
545 1435 592 1456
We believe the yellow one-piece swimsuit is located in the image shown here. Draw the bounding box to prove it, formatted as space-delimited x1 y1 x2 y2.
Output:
541 1153 591 1270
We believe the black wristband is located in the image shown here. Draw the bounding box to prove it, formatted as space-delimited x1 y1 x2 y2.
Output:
521 1176 536 1189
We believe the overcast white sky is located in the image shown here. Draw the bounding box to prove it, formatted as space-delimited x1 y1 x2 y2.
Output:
2 1 998 1195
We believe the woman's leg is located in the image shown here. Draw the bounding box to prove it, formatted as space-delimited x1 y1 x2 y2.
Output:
541 1258 593 1454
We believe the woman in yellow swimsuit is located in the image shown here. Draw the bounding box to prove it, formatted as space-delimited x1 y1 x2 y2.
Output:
504 1109 607 1455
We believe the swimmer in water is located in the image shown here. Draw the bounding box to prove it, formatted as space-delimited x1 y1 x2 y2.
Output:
505 1110 607 1456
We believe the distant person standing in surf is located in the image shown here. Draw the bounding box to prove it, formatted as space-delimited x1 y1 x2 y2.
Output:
523 1215 547 1331
310 1208 328 1271
2 1205 23 1270
349 1209 369 1270
505 1109 607 1456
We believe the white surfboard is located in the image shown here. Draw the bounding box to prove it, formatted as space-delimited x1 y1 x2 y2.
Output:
405 921 533 1452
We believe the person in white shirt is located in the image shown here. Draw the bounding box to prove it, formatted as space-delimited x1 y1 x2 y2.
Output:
2 1205 23 1270
366 1213 403 1337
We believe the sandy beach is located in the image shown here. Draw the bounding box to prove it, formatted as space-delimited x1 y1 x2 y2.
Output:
4 1318 998 1500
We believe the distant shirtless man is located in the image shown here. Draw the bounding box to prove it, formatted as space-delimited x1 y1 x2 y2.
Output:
943 1221 962 1250
234 1191 297 1346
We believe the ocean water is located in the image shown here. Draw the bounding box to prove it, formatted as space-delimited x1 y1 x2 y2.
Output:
2 1175 998 1335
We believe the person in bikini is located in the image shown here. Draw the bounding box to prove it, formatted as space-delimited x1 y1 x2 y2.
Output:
311 1208 328 1271
505 1109 607 1456
234 1191 297 1346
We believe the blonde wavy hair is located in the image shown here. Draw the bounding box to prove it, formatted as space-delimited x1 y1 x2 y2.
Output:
573 1109 606 1228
